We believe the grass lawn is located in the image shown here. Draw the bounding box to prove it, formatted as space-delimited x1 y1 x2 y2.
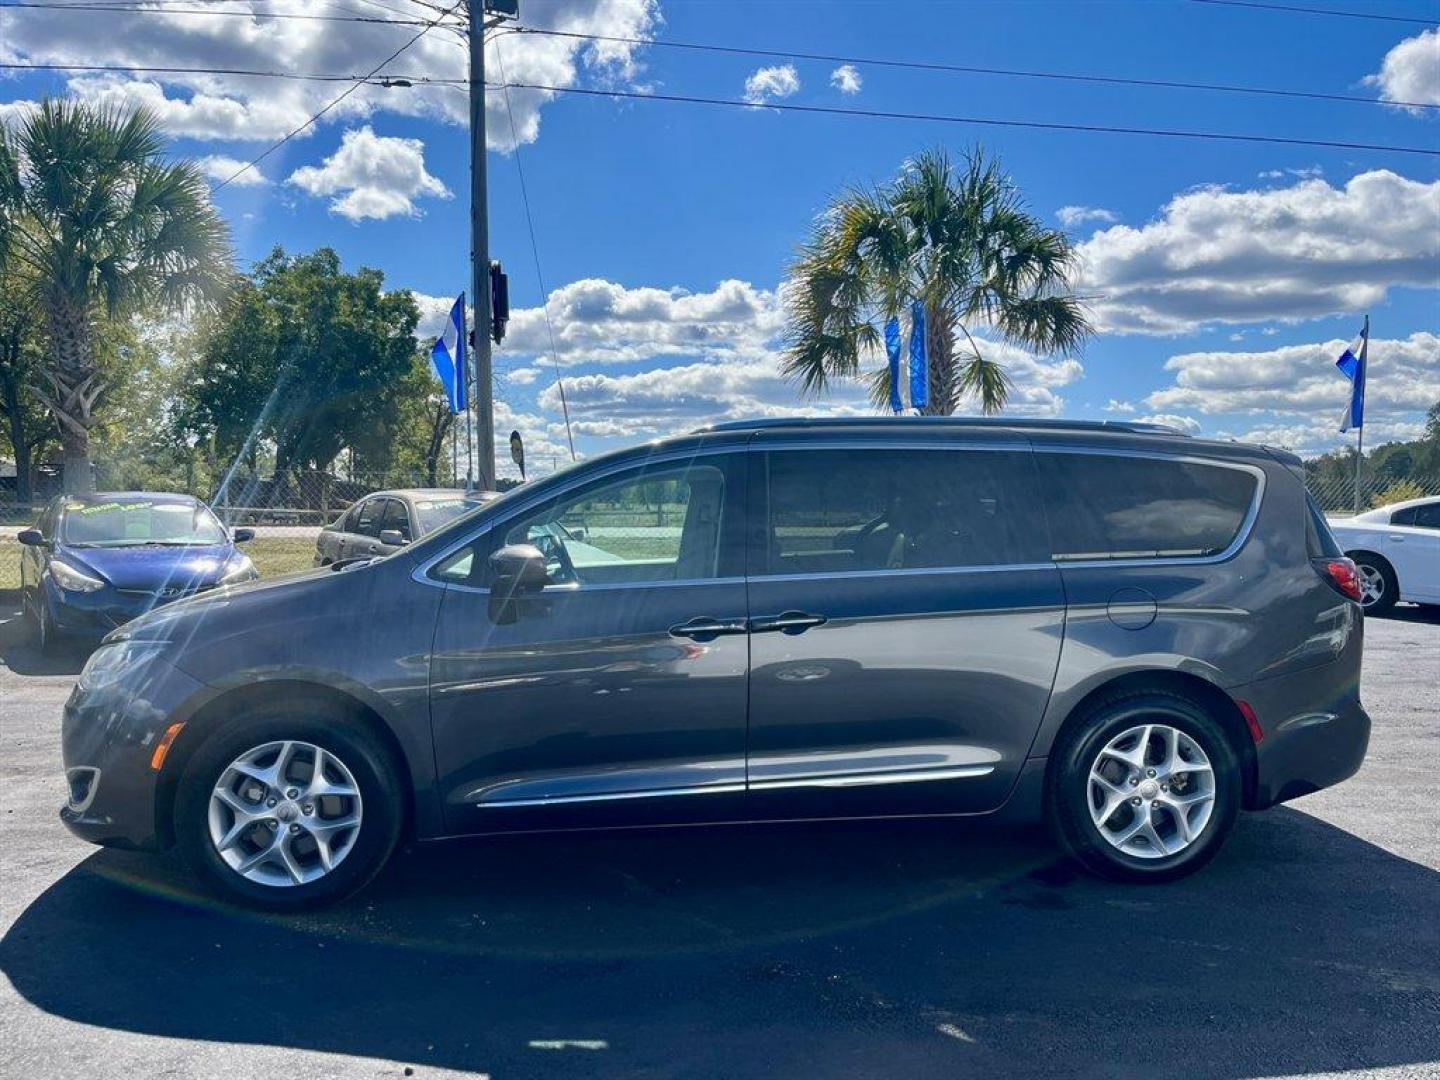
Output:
0 535 317 592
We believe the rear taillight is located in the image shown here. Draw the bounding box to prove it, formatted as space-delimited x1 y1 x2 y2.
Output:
1315 557 1363 603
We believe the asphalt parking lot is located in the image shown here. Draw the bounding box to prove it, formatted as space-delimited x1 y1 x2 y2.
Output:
1 600 1437 1080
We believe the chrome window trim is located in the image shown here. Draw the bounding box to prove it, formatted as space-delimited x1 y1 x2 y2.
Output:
753 562 1058 585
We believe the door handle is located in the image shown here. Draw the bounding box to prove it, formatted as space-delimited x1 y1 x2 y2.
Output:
1387 535 1405 542
669 616 748 640
751 611 828 634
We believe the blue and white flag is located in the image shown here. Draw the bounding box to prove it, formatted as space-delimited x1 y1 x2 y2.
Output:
430 293 468 415
884 316 903 414
1335 320 1367 433
908 300 928 410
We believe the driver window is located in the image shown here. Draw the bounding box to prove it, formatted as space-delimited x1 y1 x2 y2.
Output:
430 459 732 588
503 464 727 587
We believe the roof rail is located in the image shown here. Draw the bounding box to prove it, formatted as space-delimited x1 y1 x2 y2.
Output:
699 416 1191 437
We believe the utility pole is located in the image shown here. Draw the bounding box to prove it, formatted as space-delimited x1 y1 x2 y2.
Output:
467 0 517 489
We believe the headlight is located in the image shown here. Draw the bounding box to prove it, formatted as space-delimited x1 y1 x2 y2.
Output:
76 640 169 693
48 558 105 593
219 554 257 585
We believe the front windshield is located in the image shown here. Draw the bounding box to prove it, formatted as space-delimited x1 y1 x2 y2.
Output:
61 499 228 547
413 497 490 535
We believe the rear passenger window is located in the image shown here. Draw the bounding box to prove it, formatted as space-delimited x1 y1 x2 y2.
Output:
760 448 1050 575
1037 453 1258 561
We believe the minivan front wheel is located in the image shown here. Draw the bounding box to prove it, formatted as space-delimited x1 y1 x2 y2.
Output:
175 707 404 910
1048 692 1241 882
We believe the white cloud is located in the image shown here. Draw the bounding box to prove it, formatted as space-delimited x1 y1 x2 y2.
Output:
196 154 267 186
1057 205 1118 228
1364 29 1440 113
0 99 38 129
1257 166 1323 181
0 0 658 149
507 367 540 385
1077 170 1440 333
829 64 862 95
532 337 1083 441
497 277 786 367
1104 399 1136 413
744 64 800 104
1135 413 1202 434
1142 332 1439 454
288 126 449 221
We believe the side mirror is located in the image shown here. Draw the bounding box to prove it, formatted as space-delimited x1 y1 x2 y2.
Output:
17 528 45 547
231 527 256 543
487 542 548 624
378 529 410 547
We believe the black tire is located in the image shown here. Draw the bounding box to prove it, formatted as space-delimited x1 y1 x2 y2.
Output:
30 594 56 654
1347 551 1398 616
1046 690 1242 883
174 705 404 911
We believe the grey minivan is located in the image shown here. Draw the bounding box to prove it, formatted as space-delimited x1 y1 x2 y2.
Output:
60 418 1370 909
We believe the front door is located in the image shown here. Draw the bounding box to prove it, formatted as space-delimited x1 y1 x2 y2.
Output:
743 439 1065 818
427 451 750 835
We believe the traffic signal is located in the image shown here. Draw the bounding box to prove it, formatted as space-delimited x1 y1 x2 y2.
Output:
490 261 509 345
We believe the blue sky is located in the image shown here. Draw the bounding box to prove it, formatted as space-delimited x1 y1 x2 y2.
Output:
3 0 1437 475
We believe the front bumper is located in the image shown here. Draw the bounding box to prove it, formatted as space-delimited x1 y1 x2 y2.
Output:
59 654 209 851
47 579 217 638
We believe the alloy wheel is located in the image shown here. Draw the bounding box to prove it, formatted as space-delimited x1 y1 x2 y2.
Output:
1087 723 1216 859
208 740 363 887
1356 564 1386 608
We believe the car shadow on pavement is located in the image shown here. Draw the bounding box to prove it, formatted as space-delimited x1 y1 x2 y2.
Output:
0 600 91 677
1375 603 1440 625
2 810 1437 1079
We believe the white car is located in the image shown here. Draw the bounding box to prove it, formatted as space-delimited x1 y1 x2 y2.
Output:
1328 496 1440 614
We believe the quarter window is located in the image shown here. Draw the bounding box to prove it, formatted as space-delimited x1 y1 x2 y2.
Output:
1036 453 1258 561
759 448 1050 575
1398 502 1440 530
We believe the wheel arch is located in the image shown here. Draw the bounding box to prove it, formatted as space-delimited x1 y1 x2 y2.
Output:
154 679 414 849
1044 669 1259 810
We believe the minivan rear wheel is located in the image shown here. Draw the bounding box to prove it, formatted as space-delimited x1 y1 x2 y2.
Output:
175 706 404 910
1047 691 1241 882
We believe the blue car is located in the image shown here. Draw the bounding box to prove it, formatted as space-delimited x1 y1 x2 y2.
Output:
17 492 258 652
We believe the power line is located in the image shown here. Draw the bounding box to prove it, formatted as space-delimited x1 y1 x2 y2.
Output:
0 59 450 83
514 27 1438 112
213 0 466 189
494 32 575 462
0 1 440 24
489 80 1440 157
1186 0 1438 25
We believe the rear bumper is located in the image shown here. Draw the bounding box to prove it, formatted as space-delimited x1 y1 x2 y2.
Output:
1238 665 1371 810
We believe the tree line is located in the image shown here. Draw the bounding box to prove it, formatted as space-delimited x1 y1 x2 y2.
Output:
1 100 456 505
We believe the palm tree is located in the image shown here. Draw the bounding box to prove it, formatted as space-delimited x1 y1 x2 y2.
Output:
0 99 232 492
782 147 1092 415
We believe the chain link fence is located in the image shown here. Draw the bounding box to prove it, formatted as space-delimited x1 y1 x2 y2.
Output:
1 465 446 526
1305 473 1440 517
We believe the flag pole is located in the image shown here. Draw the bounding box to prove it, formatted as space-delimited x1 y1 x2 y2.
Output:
465 298 475 494
1353 314 1368 516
